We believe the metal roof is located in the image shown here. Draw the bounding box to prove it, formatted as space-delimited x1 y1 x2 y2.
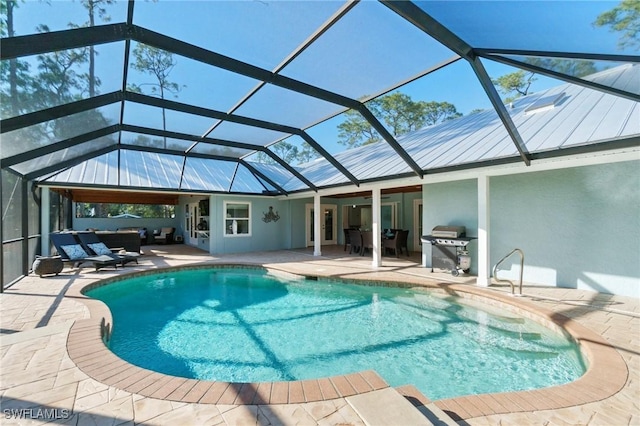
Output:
1 1 638 195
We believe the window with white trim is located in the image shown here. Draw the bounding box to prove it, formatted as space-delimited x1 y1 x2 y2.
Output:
224 201 251 236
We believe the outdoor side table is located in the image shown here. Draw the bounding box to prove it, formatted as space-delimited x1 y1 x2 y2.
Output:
32 256 64 277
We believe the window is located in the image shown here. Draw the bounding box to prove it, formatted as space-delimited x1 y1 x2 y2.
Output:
224 202 251 236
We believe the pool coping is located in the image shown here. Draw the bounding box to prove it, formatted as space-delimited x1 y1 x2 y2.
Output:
65 263 628 421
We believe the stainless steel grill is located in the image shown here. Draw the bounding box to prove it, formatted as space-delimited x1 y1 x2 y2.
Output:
421 226 476 276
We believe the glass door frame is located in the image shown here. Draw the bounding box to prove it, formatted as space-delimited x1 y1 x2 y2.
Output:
341 202 397 231
185 202 199 246
305 204 338 247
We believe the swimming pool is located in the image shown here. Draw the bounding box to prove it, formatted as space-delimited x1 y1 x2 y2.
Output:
86 267 586 401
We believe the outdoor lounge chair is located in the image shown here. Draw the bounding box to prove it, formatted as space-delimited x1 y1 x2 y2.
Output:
76 231 139 266
49 232 121 272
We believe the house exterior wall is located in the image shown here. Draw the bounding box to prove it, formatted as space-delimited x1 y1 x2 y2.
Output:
422 160 640 297
177 195 292 254
401 192 423 252
422 179 479 273
290 198 311 249
225 192 420 251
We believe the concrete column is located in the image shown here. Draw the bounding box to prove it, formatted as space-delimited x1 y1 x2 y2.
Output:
41 187 50 256
477 175 491 287
313 193 321 256
371 187 382 268
421 185 428 268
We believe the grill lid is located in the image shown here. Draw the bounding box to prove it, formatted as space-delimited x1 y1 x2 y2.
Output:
431 226 466 238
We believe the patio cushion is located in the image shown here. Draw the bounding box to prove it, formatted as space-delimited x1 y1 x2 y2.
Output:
88 242 112 256
61 244 89 260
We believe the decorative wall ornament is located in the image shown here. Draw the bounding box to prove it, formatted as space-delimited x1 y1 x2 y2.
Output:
262 206 280 223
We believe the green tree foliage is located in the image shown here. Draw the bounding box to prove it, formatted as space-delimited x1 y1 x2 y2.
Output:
493 58 598 104
31 25 110 141
131 134 163 147
253 151 272 164
0 52 33 119
375 93 426 136
129 44 183 148
270 140 300 164
1 0 22 117
0 4 112 161
337 109 379 148
296 142 320 164
525 58 597 78
191 143 241 158
129 44 182 99
492 70 537 104
423 101 462 126
254 140 320 165
1 0 115 115
32 26 90 108
0 1 40 147
76 203 175 218
594 0 640 50
0 0 14 37
337 92 462 149
1 169 21 238
77 0 115 97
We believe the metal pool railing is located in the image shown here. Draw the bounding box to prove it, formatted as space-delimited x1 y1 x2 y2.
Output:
493 248 525 296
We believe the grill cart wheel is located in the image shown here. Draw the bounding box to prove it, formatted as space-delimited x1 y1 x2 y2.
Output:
451 269 460 277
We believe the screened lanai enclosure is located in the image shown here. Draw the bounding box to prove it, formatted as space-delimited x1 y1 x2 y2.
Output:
2 0 639 288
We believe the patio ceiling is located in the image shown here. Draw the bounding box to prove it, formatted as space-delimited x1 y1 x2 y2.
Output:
1 1 638 196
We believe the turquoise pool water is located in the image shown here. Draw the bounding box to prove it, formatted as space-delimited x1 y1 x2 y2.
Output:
87 268 586 400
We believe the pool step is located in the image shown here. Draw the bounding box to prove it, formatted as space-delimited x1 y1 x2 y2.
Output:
346 386 458 426
494 315 526 324
487 325 542 340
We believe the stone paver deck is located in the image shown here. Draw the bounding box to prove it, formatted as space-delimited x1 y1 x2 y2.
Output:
1 244 638 425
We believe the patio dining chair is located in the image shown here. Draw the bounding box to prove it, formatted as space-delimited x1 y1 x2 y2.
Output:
398 230 410 256
348 229 362 254
383 229 410 257
360 231 374 256
343 228 351 252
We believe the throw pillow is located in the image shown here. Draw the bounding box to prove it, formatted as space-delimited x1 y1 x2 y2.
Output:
88 242 113 256
61 244 89 260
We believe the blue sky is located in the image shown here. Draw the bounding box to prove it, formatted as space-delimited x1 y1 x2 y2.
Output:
11 1 626 157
